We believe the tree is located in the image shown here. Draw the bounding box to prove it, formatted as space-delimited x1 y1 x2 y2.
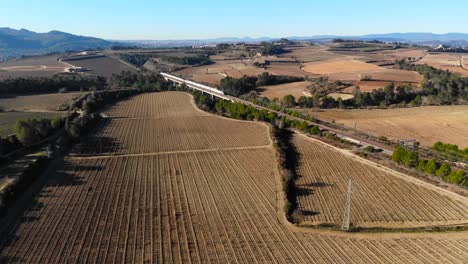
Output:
310 125 320 135
392 146 405 163
282 95 296 108
51 117 64 130
402 151 418 167
67 124 81 140
436 163 451 177
446 170 467 186
425 159 438 174
297 121 308 131
82 100 96 113
416 160 426 171
15 119 39 145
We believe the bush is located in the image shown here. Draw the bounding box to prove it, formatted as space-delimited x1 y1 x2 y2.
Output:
417 160 426 171
284 201 293 215
310 125 320 135
436 163 451 177
424 159 438 174
392 146 418 167
446 170 467 186
67 124 81 140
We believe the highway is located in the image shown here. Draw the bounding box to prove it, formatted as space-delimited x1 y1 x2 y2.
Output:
161 72 394 155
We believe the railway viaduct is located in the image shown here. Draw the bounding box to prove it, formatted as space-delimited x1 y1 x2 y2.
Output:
160 72 394 154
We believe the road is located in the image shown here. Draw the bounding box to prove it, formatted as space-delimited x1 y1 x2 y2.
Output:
161 72 394 154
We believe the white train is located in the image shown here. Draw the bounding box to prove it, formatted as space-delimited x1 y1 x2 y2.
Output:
160 72 225 95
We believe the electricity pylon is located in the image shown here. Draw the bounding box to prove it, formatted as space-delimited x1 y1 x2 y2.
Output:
341 179 352 231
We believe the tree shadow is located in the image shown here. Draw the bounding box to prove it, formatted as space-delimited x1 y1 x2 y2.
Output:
301 210 320 216
73 136 123 155
0 255 23 263
303 182 334 188
296 187 313 196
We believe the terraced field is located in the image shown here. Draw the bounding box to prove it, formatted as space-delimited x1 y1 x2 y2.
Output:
1 92 468 263
293 134 468 229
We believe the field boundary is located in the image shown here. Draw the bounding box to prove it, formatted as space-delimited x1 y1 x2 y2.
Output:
68 145 272 160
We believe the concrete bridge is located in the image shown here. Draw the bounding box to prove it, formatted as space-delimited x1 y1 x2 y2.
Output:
160 72 393 154
161 72 234 102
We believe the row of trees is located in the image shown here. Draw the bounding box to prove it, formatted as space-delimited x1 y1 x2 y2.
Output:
160 54 212 66
256 72 304 86
392 146 467 186
1 88 139 157
110 71 170 91
273 126 299 220
432 141 468 161
0 75 107 94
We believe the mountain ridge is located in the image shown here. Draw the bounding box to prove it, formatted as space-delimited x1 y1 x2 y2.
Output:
0 27 117 59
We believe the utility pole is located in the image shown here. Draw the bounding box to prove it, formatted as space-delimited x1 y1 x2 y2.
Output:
341 179 352 232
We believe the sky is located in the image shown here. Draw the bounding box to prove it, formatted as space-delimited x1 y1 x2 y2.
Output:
0 0 467 40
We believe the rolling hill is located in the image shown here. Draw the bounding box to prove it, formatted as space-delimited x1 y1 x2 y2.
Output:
0 28 117 59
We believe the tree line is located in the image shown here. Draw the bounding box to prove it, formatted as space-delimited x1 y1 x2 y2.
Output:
0 75 107 94
0 88 139 216
392 146 467 187
0 88 138 158
432 141 468 161
160 54 212 66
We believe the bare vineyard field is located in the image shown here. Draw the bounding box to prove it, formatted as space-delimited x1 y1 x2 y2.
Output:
73 117 271 155
258 81 312 100
0 56 66 79
293 134 468 228
417 53 468 77
307 105 468 148
0 92 84 112
65 56 136 78
103 92 209 119
1 92 468 263
302 58 423 83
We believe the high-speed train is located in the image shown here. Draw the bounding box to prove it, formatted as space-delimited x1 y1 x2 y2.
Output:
160 72 225 95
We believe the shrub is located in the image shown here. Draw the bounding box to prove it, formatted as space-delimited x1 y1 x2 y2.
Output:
310 125 320 135
424 159 438 174
284 201 293 215
446 170 467 186
436 163 451 177
67 124 81 140
417 160 426 171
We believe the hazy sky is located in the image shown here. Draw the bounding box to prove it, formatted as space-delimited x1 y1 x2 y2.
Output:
1 0 466 40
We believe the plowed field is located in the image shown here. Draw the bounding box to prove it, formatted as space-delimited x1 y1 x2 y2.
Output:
293 134 468 229
307 105 468 148
1 92 468 263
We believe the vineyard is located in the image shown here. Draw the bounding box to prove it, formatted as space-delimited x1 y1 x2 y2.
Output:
293 134 468 229
305 105 468 148
1 92 468 263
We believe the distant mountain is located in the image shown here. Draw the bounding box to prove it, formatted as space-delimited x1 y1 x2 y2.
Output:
0 27 118 59
298 33 468 47
126 33 468 48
